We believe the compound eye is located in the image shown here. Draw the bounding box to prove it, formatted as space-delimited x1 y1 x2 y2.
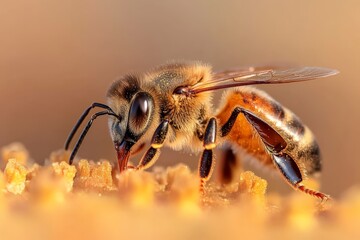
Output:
128 93 153 134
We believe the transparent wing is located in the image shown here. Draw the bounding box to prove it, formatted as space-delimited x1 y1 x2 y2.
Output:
212 65 276 79
191 67 338 94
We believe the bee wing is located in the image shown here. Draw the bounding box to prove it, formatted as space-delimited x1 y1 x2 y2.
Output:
212 65 276 79
191 67 338 94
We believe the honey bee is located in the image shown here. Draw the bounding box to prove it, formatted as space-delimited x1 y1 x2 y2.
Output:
65 62 338 200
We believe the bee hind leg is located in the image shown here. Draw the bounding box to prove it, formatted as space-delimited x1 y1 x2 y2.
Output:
132 120 169 171
272 152 330 201
220 106 330 201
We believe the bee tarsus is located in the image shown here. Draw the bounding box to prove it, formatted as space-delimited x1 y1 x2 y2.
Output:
136 120 169 170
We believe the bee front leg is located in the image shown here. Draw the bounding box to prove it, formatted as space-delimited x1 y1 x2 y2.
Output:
198 117 217 192
133 120 169 171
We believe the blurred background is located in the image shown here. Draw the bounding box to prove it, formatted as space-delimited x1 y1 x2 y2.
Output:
0 0 358 197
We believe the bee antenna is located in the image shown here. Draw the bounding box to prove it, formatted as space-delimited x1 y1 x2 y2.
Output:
64 102 120 163
67 110 119 164
65 103 118 150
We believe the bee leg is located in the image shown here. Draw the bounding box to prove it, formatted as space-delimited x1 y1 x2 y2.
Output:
220 107 329 200
240 110 330 200
221 107 286 152
134 120 169 171
199 117 217 192
217 146 240 185
272 152 330 201
220 107 242 137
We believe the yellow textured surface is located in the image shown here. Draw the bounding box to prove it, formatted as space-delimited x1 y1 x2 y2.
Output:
1 142 29 166
52 161 77 192
4 158 27 194
0 143 359 240
74 159 114 191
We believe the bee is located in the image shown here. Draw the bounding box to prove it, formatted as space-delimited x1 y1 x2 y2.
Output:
65 62 338 200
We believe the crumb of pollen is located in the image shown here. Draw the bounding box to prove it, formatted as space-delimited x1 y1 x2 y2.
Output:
1 142 30 166
117 169 158 207
4 158 27 194
164 164 201 212
47 149 71 164
1 143 360 239
52 161 77 192
28 167 70 206
0 170 5 192
74 159 115 191
239 171 268 196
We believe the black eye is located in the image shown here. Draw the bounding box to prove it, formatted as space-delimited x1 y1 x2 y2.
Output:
128 93 153 134
130 95 149 123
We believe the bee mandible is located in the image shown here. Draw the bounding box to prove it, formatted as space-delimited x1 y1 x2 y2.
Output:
65 62 338 200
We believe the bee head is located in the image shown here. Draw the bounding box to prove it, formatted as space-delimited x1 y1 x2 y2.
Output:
107 75 155 171
106 62 212 171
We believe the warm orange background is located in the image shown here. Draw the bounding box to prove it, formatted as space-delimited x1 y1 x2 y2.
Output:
0 1 358 197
